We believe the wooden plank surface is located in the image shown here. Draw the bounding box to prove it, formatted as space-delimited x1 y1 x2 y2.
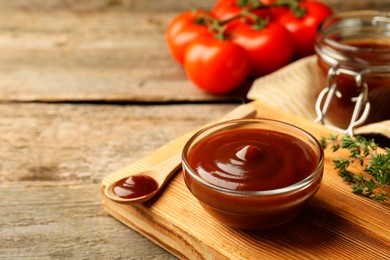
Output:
0 7 247 102
0 102 235 183
0 102 236 259
1 181 175 259
0 0 388 11
102 101 390 259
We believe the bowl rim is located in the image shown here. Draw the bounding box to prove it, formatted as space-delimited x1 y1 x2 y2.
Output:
182 118 324 196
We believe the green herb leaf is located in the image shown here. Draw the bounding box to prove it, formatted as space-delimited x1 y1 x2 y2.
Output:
321 134 389 202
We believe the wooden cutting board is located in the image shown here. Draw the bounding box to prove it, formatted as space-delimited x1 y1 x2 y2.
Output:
101 101 390 259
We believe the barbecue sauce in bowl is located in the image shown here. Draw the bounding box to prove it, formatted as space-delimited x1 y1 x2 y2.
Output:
182 119 324 230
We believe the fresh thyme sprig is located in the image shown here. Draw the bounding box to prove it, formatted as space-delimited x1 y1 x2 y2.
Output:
320 134 390 201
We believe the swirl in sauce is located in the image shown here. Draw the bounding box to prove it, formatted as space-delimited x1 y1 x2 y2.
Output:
188 128 317 191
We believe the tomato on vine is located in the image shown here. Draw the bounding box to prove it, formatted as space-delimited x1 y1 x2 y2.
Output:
212 0 270 21
166 10 212 64
212 0 244 20
184 34 250 94
272 1 333 59
228 18 294 77
166 0 334 95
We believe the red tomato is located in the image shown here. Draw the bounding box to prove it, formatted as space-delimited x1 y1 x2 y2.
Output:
184 36 250 94
230 21 294 77
259 0 277 4
212 0 244 20
212 0 270 21
166 10 211 64
273 1 332 59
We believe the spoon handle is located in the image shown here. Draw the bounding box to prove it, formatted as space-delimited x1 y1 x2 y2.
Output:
152 104 257 185
152 152 183 186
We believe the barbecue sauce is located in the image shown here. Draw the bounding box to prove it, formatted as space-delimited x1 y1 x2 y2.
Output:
112 175 158 199
316 40 390 128
187 128 317 191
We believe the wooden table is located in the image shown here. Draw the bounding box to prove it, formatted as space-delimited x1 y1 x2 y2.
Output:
1 1 389 258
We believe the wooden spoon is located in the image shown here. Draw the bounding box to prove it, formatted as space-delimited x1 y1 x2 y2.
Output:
104 104 257 203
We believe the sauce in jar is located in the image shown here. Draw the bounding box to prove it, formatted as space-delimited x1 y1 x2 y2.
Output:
315 11 390 129
187 128 317 191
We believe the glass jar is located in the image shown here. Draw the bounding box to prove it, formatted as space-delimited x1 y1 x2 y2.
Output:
314 10 390 134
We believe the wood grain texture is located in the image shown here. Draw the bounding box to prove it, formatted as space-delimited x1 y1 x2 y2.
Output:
0 0 388 11
0 102 236 258
0 102 236 183
0 181 177 259
102 101 390 259
0 10 201 102
0 8 247 102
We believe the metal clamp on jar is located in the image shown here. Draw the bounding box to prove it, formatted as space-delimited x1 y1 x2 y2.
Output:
314 11 390 135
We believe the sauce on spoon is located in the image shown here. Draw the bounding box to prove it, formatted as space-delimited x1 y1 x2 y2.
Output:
113 175 158 199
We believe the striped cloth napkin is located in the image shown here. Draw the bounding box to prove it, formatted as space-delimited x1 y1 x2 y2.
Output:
247 55 390 139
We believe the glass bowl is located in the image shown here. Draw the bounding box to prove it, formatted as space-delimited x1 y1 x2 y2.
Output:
182 118 324 230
